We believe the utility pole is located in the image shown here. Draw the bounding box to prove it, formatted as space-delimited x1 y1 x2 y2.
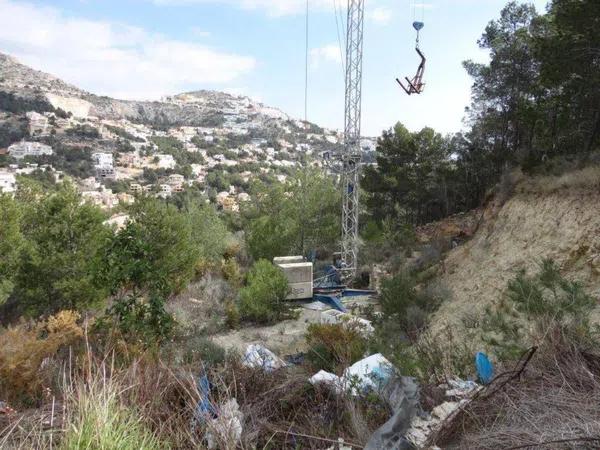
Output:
339 0 364 278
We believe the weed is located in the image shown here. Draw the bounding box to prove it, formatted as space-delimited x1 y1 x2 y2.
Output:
305 323 368 374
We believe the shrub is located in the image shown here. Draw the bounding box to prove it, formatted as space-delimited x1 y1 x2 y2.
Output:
179 335 227 367
0 311 84 404
380 326 477 384
379 271 441 338
238 260 290 324
224 300 241 329
221 258 242 287
482 258 597 361
305 323 368 374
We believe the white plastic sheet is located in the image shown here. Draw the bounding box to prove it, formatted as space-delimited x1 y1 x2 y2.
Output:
241 344 286 372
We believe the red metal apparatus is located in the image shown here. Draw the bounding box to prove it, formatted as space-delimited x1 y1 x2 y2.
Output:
397 47 426 95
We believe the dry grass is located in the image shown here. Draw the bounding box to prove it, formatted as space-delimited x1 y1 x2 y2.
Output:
0 311 84 404
434 329 600 450
209 360 390 449
516 165 600 195
1 338 389 450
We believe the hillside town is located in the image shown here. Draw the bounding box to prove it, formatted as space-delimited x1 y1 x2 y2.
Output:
0 76 376 216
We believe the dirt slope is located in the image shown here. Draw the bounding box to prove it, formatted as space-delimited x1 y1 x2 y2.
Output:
431 167 600 330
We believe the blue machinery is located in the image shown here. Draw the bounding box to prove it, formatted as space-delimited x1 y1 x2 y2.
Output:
312 265 376 312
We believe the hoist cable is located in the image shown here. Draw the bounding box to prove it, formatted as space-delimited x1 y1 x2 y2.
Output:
304 0 309 122
333 0 346 77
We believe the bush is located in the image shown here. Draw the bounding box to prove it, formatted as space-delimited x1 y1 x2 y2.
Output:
0 311 84 404
379 271 441 338
482 258 597 361
221 258 243 287
238 260 290 324
305 323 368 374
179 335 227 367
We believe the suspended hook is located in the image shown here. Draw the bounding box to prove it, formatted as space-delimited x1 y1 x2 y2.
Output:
412 21 424 48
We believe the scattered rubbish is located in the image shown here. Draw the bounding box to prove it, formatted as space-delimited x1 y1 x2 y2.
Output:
326 438 353 450
475 352 494 384
302 300 330 311
405 400 466 448
206 399 243 450
444 378 481 398
404 377 481 448
195 375 217 422
344 353 396 394
362 355 420 450
309 369 343 393
241 344 286 372
284 352 305 365
0 401 15 415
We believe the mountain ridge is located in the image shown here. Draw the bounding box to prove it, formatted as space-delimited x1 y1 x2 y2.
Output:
0 52 299 129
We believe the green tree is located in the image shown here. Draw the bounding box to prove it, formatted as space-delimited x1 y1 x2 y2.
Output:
12 182 110 316
463 2 542 165
534 0 600 154
0 195 24 304
363 124 454 226
238 259 290 324
243 167 340 261
100 198 204 341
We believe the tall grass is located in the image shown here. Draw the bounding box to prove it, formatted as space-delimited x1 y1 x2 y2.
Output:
60 364 166 450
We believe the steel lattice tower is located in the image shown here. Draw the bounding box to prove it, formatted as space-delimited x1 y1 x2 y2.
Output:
340 0 364 277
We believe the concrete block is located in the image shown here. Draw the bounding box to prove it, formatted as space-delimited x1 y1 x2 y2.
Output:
273 256 304 264
277 262 312 284
287 281 313 300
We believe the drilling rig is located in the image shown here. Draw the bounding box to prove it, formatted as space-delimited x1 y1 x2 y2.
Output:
338 0 365 280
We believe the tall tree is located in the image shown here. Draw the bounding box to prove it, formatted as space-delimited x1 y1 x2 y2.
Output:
534 0 600 154
463 2 541 165
0 195 23 304
243 168 340 261
12 182 110 316
362 124 454 226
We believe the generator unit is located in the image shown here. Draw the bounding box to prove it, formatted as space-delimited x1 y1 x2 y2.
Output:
274 256 313 300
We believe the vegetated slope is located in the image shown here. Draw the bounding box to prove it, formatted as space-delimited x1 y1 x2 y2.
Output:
0 52 295 127
431 166 600 330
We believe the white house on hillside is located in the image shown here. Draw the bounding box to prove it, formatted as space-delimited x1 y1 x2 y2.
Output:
8 141 53 159
0 171 16 194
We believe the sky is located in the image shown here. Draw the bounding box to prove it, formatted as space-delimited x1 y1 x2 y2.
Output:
0 0 548 136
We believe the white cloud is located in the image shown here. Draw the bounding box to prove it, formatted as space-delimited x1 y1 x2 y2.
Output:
0 0 256 100
369 7 392 25
309 44 342 70
152 0 332 17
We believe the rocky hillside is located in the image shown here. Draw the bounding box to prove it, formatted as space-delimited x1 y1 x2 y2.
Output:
0 52 306 128
431 167 600 330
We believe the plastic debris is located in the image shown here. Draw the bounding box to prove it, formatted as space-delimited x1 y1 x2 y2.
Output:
309 370 343 392
475 352 494 384
362 355 420 450
444 378 481 398
404 378 481 448
0 401 15 416
206 399 243 450
241 344 286 372
343 353 395 394
194 375 217 422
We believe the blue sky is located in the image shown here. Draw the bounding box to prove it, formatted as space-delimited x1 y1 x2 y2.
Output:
0 0 548 136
